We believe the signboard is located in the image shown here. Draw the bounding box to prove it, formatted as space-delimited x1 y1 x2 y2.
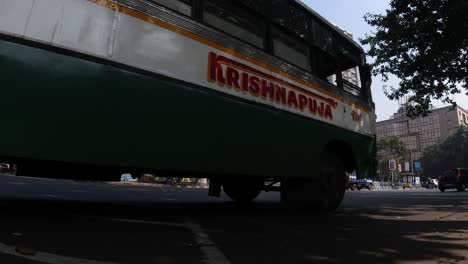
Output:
405 162 410 172
389 160 396 171
415 161 422 172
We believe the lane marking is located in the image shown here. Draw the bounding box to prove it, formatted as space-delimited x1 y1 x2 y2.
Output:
104 217 231 264
185 217 232 264
0 242 119 264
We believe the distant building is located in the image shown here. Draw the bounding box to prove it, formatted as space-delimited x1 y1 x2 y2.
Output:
377 105 468 162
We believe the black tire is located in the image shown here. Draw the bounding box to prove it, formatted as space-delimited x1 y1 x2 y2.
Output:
457 184 466 192
281 151 346 211
439 188 445 192
223 177 263 203
317 151 346 211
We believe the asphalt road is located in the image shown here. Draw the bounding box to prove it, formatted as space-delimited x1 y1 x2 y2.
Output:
0 175 467 264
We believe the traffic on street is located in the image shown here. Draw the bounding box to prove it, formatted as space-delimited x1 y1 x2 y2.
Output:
0 174 467 264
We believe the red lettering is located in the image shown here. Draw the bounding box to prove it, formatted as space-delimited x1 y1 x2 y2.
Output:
208 52 336 121
249 76 260 96
261 80 275 101
276 86 287 105
324 104 333 119
241 72 249 94
298 94 308 111
208 52 225 86
352 111 362 122
226 67 240 90
318 102 325 117
287 90 299 108
308 98 317 114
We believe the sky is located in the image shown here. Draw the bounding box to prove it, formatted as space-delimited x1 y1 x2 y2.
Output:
302 0 468 121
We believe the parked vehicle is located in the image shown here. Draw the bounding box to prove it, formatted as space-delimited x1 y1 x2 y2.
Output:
438 168 468 192
347 179 373 190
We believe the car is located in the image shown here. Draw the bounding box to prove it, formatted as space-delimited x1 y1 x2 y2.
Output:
438 168 468 192
402 183 413 189
347 179 373 190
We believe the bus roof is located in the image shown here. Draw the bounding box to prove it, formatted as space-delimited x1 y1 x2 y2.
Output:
293 0 365 53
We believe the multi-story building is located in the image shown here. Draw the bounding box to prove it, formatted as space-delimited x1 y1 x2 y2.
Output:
377 105 468 162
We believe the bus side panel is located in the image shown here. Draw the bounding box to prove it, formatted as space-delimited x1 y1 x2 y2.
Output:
353 136 377 179
0 39 374 179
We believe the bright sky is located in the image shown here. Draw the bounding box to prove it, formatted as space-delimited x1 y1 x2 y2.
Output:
302 0 468 121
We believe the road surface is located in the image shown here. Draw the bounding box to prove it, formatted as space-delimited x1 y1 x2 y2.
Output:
0 174 467 264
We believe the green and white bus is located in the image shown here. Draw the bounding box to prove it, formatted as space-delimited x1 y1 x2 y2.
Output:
0 0 376 210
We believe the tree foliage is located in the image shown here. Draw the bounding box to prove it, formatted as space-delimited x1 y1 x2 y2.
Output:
421 126 468 178
361 0 468 117
377 136 409 161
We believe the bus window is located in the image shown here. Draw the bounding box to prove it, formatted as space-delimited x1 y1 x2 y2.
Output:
313 21 334 55
315 48 337 85
337 40 363 96
271 27 311 71
270 0 313 42
341 70 361 95
203 0 266 49
235 0 269 16
149 0 192 16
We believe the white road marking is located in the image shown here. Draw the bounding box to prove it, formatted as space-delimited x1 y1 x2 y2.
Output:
104 217 231 264
185 217 231 264
0 242 119 264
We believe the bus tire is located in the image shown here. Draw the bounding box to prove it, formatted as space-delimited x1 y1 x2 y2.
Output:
317 151 346 211
223 177 263 203
281 151 346 212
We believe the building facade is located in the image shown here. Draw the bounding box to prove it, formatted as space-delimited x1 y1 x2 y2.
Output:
376 105 468 174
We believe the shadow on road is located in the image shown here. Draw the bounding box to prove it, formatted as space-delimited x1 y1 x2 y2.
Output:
0 192 467 264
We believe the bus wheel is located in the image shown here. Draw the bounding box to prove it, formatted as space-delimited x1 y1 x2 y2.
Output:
317 151 346 211
281 151 346 212
222 177 263 203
